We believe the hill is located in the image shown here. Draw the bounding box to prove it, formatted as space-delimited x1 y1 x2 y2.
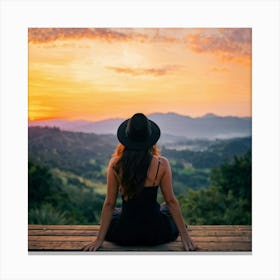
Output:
28 126 251 185
28 126 251 226
29 127 118 182
29 112 251 140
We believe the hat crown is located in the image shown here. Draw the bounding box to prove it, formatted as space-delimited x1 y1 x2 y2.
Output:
126 113 151 142
117 112 160 150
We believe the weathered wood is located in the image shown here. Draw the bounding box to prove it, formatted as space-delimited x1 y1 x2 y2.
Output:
29 235 251 242
28 229 100 236
28 229 250 237
28 224 251 231
28 225 101 230
28 240 252 251
28 224 252 252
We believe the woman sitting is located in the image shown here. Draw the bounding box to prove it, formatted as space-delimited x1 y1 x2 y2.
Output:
83 113 197 251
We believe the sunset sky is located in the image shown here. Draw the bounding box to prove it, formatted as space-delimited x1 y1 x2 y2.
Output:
28 28 251 121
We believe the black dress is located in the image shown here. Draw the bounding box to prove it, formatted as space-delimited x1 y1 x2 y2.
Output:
105 159 179 246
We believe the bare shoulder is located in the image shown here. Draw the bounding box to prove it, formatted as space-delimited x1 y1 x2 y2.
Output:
158 156 171 170
159 156 170 164
108 156 119 169
107 157 120 182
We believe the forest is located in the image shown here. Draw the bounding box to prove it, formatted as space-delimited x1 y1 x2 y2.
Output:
28 127 252 225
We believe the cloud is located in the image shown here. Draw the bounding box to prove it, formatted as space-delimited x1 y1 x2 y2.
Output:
28 28 181 45
185 28 251 64
150 28 178 43
28 28 148 44
106 65 180 76
210 66 229 73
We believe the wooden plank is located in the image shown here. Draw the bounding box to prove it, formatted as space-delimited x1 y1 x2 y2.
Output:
101 241 183 251
187 225 251 231
189 231 251 237
28 240 251 251
28 229 99 236
28 224 252 252
193 242 251 252
28 225 251 234
28 229 251 237
28 225 251 231
99 241 251 252
28 225 101 230
28 235 251 242
28 239 183 251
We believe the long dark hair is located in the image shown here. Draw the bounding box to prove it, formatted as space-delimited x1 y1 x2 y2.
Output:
113 144 160 199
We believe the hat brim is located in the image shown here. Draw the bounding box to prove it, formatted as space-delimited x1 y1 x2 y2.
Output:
117 118 161 150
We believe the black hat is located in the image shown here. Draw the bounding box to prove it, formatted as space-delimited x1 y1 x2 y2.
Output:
117 113 161 150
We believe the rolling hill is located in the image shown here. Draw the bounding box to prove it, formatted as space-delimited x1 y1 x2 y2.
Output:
29 112 251 140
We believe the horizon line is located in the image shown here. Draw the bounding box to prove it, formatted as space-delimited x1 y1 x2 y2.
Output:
28 111 252 123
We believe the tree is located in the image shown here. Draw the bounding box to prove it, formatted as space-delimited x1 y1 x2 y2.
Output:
28 161 65 209
28 203 69 224
178 150 252 225
210 150 251 211
28 160 105 225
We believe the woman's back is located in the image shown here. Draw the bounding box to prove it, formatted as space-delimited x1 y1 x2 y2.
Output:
82 113 197 251
119 155 163 200
120 156 161 219
105 156 179 245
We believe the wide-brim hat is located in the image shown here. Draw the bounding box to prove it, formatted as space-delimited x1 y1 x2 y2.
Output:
117 113 161 150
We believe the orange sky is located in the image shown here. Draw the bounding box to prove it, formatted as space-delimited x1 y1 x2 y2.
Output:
28 28 251 121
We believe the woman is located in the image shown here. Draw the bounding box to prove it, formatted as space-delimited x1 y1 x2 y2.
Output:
83 113 197 251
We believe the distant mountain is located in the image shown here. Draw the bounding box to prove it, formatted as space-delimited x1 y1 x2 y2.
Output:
28 118 124 134
148 113 251 139
201 113 219 119
29 112 251 139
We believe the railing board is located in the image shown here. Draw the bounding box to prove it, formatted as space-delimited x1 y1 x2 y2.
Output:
28 240 251 251
28 225 101 230
28 225 251 231
28 229 250 237
28 224 252 252
28 235 251 242
29 230 100 236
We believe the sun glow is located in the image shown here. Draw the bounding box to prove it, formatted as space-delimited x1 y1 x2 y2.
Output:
28 28 251 122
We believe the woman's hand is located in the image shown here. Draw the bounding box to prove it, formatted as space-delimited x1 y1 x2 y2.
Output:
181 236 199 251
82 238 104 251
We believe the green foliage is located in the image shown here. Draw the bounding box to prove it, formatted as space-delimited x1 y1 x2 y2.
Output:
28 203 69 224
162 137 251 169
178 186 225 224
178 151 252 225
62 184 104 224
28 127 117 183
211 150 252 203
28 127 252 225
171 166 210 192
28 161 105 225
28 161 68 210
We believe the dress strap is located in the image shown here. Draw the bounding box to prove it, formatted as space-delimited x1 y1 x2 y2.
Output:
152 158 161 186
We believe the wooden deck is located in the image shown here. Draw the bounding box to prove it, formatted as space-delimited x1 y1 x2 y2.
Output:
28 225 252 252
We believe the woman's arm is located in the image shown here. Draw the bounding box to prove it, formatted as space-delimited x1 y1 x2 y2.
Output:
82 158 119 251
159 157 198 251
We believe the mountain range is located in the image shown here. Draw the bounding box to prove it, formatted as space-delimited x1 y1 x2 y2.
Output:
28 112 252 140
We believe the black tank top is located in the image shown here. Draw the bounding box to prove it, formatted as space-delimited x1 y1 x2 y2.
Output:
120 158 161 220
105 158 177 245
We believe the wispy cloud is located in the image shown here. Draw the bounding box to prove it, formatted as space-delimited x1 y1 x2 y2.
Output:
185 28 251 64
28 28 148 44
210 66 229 73
28 28 181 45
106 65 180 76
150 28 178 43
